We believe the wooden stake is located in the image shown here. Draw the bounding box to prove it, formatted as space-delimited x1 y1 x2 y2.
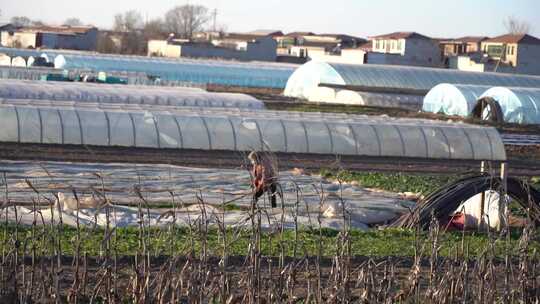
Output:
479 161 486 230
499 162 508 231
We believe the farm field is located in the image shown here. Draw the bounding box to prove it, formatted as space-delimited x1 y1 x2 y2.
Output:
1 159 539 302
2 38 540 303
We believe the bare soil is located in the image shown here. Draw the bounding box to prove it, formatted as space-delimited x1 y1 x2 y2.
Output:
1 142 539 176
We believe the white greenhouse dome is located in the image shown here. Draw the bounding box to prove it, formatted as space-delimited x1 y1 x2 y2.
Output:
0 53 10 66
476 87 540 124
0 99 506 161
11 56 27 67
285 61 540 108
422 84 492 117
0 79 265 109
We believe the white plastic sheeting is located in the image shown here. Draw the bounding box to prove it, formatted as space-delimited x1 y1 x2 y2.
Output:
11 56 27 67
480 87 540 124
307 87 424 110
0 53 10 66
285 61 540 102
423 84 492 116
0 99 507 160
0 79 265 109
0 160 415 229
455 191 505 230
26 56 35 67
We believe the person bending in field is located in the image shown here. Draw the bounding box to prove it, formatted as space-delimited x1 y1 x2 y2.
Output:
248 151 279 208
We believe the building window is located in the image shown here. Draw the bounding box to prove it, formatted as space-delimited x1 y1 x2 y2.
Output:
397 40 402 51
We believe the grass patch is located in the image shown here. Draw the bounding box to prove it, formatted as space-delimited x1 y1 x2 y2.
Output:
321 169 458 194
531 176 540 190
1 225 538 258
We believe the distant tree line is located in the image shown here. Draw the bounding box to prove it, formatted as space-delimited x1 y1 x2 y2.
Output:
98 5 212 55
10 16 86 27
9 4 213 55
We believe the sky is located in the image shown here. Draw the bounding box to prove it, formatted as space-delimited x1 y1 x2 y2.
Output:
0 0 539 38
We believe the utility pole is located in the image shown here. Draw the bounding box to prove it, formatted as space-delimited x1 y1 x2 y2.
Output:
212 8 218 32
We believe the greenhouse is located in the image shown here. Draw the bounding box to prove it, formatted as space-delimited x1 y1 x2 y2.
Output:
0 79 265 109
422 84 492 116
303 86 424 110
284 61 540 104
475 87 540 124
0 47 297 88
54 54 295 89
0 47 47 59
0 99 506 161
0 66 63 81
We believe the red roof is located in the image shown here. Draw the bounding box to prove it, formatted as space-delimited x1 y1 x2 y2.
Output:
370 32 432 40
484 34 540 45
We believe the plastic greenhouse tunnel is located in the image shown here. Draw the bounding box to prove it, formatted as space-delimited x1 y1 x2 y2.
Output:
0 100 506 161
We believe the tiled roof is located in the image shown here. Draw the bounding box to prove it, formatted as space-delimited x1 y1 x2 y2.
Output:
484 34 540 45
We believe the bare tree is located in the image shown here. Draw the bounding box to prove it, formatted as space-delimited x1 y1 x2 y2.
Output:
143 18 167 40
97 33 120 54
31 20 45 27
63 18 83 27
164 5 210 39
10 16 32 27
504 16 531 35
113 10 144 32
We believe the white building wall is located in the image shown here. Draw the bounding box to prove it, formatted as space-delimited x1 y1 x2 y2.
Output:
1 32 37 48
308 49 366 64
449 56 485 72
147 40 182 57
289 45 325 57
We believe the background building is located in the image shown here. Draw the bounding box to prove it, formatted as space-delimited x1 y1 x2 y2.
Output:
480 34 540 75
276 32 365 61
0 25 98 51
367 32 441 67
148 32 278 62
